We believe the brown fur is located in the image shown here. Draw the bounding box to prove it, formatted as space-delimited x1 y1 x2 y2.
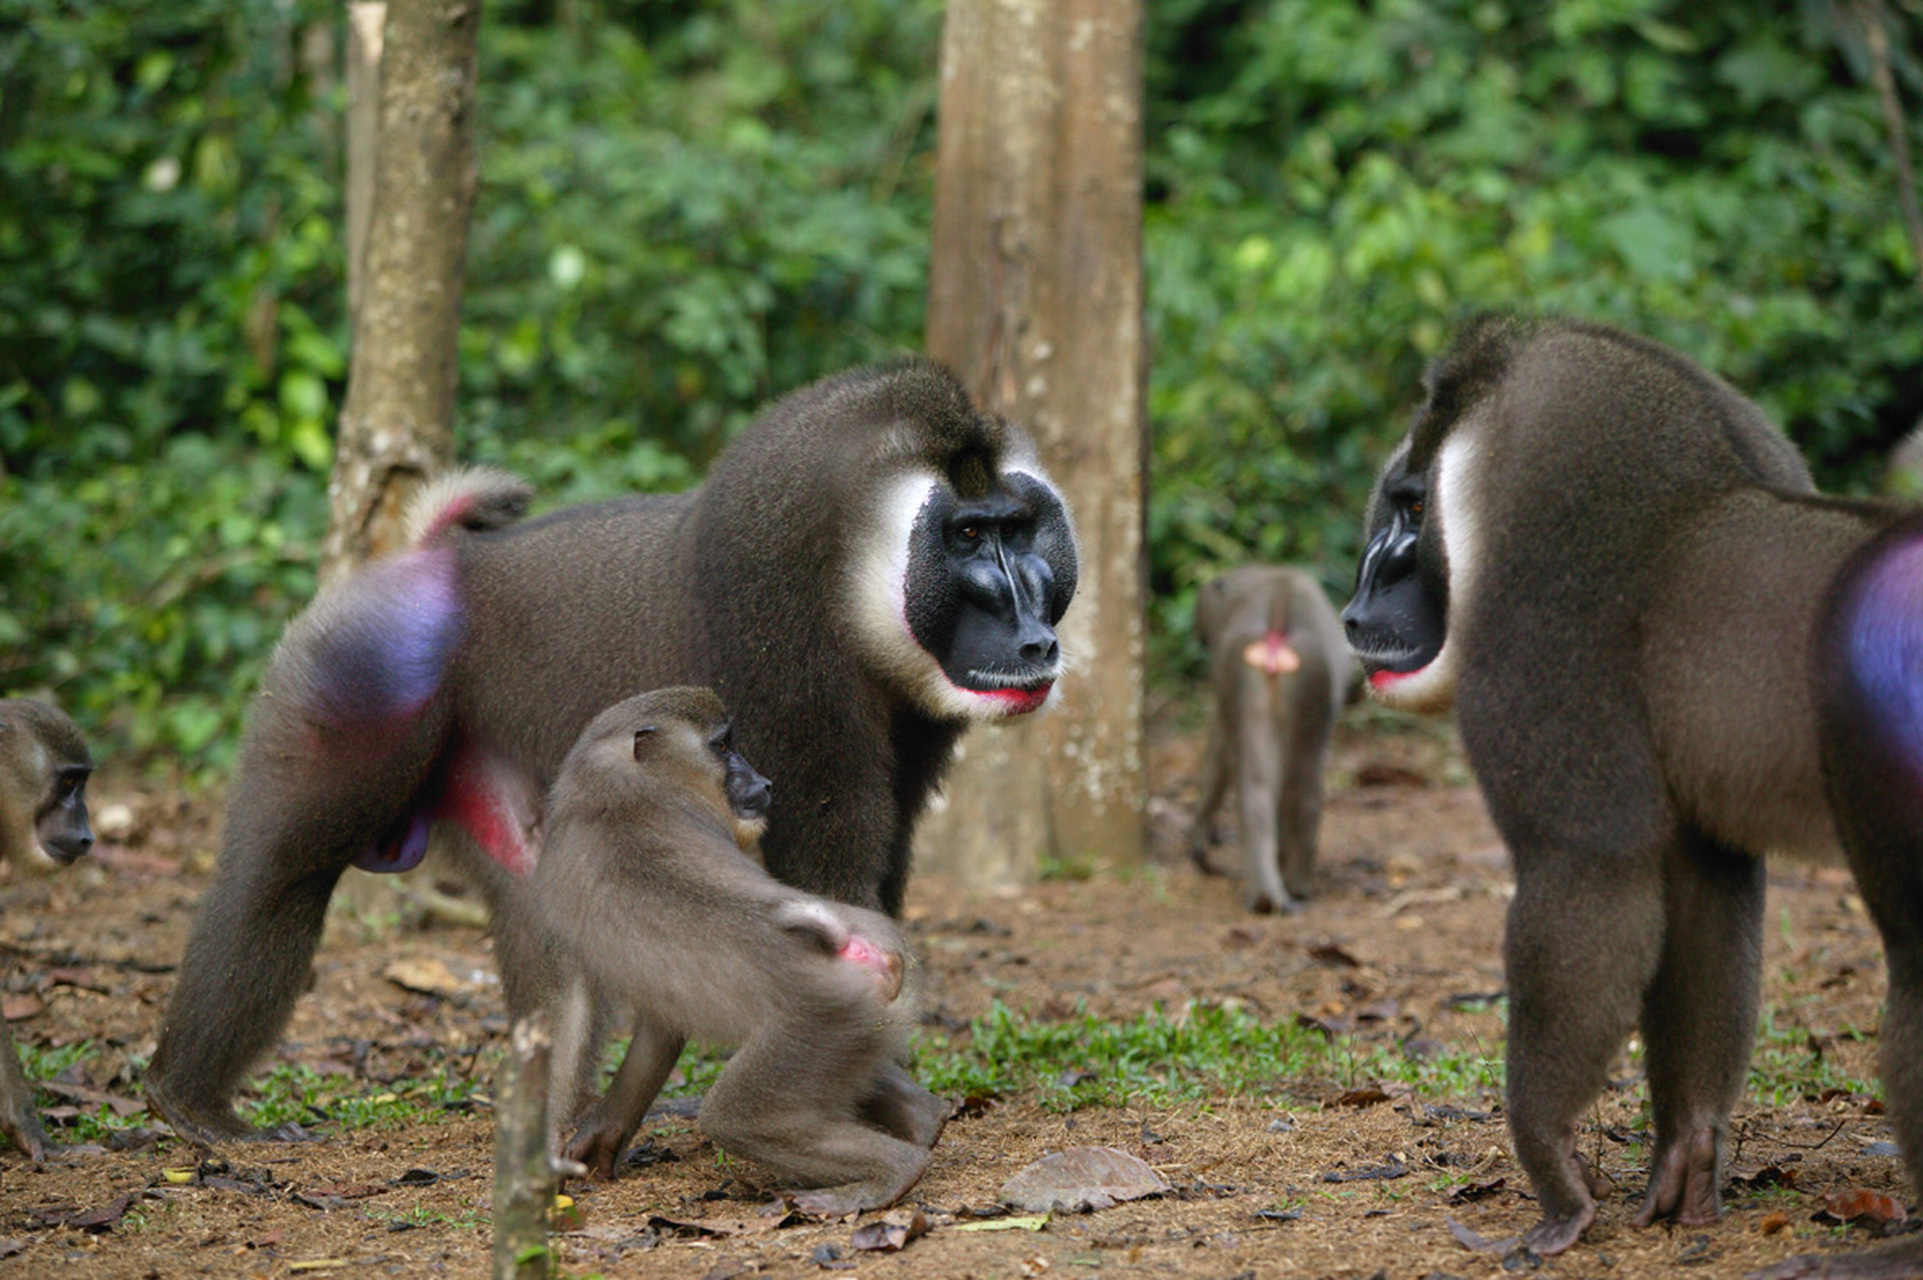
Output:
532 689 948 1212
0 697 93 1162
1348 317 1923 1272
1187 566 1350 912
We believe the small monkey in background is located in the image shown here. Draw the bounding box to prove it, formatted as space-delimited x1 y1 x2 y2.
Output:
533 688 947 1214
1187 566 1351 913
0 698 94 1162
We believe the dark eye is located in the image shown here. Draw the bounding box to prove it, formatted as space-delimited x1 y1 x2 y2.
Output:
958 526 981 543
1408 500 1424 518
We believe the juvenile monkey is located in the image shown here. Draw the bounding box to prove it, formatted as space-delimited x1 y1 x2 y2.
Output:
533 688 946 1213
1187 565 1351 913
0 698 94 1162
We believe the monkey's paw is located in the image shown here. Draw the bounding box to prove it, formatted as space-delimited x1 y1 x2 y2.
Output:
1633 1126 1721 1227
562 1123 633 1182
1519 1205 1594 1257
146 1086 307 1149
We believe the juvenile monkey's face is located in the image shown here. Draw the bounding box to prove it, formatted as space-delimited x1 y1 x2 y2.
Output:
710 721 772 849
855 457 1080 724
7 756 94 875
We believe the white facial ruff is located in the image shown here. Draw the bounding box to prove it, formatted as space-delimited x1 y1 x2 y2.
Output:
849 468 1066 723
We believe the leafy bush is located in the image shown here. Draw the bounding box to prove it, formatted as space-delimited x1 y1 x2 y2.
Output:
1144 0 1923 670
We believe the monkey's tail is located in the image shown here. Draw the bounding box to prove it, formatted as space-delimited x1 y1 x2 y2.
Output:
405 466 535 546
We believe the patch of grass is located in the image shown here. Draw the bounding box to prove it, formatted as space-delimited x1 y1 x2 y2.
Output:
1747 1005 1876 1108
241 1058 490 1133
914 999 1499 1111
369 1205 488 1231
16 1042 150 1144
916 998 1874 1118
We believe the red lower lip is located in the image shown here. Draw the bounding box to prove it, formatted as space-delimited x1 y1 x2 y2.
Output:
982 684 1052 713
1368 667 1420 689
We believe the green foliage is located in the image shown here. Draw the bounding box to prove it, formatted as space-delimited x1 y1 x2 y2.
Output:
239 1057 488 1132
3 0 1919 757
914 998 1499 1110
1146 0 1923 673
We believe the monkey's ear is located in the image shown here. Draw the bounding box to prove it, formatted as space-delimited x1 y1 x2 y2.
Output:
632 726 658 761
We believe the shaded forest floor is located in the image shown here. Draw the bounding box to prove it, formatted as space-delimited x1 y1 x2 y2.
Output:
0 706 1908 1279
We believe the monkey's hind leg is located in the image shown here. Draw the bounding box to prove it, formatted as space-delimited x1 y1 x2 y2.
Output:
1185 718 1231 876
1234 697 1290 913
147 857 343 1145
860 1061 954 1150
701 1030 930 1215
1504 848 1666 1255
1633 831 1764 1230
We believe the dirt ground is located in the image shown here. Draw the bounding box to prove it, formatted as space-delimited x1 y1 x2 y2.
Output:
0 705 1909 1279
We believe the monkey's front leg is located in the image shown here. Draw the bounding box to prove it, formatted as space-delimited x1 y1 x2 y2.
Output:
0 1023 47 1164
564 1019 684 1180
1634 833 1764 1230
1504 849 1666 1255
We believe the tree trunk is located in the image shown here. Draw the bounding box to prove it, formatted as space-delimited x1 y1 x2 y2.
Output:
491 1016 555 1280
321 0 481 584
344 3 386 327
919 0 1148 889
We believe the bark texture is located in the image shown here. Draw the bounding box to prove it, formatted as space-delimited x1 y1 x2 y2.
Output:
920 0 1148 887
491 1016 555 1280
322 0 480 583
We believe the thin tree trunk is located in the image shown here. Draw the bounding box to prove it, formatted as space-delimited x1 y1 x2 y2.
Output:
920 0 1148 889
322 0 481 584
492 1016 555 1280
1860 0 1923 302
345 3 386 327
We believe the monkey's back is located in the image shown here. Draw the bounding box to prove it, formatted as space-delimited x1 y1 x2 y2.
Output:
452 493 705 775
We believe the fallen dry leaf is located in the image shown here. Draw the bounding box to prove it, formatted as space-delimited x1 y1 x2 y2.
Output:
1445 1216 1517 1253
381 956 469 997
1818 1188 1908 1226
1758 1211 1791 1235
1 995 44 1022
1000 1146 1171 1213
952 1216 1048 1233
849 1206 930 1252
40 1080 146 1117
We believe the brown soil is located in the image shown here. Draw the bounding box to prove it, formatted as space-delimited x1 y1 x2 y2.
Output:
0 709 1905 1279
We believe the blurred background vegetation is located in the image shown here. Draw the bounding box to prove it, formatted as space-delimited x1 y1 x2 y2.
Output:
1 0 1919 771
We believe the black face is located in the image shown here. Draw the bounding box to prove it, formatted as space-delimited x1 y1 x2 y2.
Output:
36 764 95 865
905 471 1078 710
709 722 772 823
1342 459 1447 680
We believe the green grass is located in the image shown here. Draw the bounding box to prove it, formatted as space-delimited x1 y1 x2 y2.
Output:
912 997 1880 1118
17 991 1869 1150
914 998 1501 1112
239 1057 490 1133
1746 1005 1876 1107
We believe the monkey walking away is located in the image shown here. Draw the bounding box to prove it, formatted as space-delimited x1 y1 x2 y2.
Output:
534 689 945 1212
0 698 94 1163
1187 565 1350 914
146 358 1077 1146
1343 315 1923 1278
